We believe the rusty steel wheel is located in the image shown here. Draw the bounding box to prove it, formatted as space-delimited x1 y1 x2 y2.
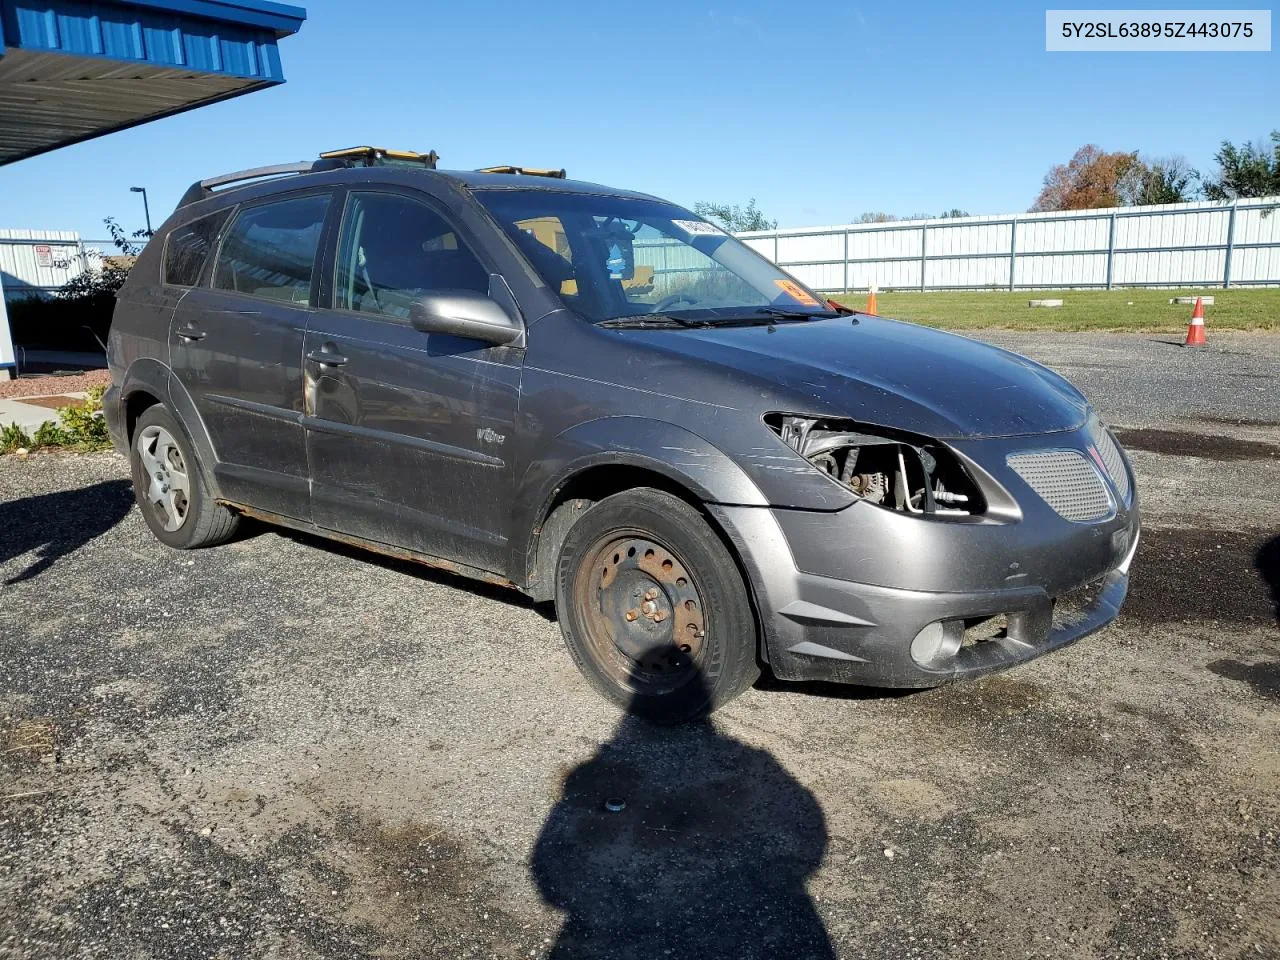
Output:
555 488 760 723
573 532 708 693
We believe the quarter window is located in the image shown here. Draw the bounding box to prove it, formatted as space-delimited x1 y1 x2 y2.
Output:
164 209 230 287
213 195 330 305
335 192 490 320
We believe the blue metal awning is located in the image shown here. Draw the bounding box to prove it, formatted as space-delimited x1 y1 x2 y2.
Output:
0 0 306 164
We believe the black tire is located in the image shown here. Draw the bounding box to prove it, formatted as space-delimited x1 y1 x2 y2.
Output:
129 404 239 549
555 488 759 724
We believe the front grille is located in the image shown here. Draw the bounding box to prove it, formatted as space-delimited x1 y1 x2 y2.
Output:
1006 450 1113 522
1093 429 1131 503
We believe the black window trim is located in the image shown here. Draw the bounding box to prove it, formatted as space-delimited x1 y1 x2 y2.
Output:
208 187 338 310
161 206 235 289
325 185 499 327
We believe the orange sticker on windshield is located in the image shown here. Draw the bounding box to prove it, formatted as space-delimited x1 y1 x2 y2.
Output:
774 278 820 306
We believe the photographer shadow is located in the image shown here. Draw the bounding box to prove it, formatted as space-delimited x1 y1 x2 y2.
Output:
532 661 835 959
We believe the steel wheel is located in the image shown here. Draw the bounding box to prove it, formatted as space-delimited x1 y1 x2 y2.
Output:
135 424 191 532
571 531 707 694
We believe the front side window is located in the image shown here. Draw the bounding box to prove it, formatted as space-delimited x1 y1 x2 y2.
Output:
213 194 330 305
164 209 231 286
477 190 834 324
335 192 490 320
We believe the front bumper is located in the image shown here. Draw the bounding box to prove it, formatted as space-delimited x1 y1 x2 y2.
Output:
709 427 1140 687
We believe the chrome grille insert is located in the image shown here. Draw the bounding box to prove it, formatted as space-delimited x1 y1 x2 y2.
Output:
1006 450 1113 522
1093 429 1131 503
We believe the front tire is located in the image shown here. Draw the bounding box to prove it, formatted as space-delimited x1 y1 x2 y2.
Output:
130 404 239 549
555 488 759 723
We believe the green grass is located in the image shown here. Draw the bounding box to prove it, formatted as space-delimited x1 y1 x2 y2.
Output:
828 288 1280 332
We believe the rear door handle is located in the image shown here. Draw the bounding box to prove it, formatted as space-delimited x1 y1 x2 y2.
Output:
306 349 348 367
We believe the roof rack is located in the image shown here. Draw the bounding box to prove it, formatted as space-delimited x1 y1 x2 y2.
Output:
177 146 443 208
178 162 314 207
477 165 566 179
318 146 439 169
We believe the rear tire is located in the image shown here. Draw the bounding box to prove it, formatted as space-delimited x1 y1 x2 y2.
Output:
130 404 239 549
555 488 759 724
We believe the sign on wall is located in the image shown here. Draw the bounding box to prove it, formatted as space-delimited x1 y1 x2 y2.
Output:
34 244 53 267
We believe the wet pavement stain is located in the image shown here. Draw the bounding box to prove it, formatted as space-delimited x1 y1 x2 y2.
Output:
1112 427 1280 462
1123 528 1278 626
1206 659 1280 701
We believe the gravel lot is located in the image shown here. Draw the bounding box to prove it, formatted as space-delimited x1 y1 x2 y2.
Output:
1 333 1277 960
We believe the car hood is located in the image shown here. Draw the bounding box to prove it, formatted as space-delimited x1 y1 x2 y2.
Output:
624 315 1090 439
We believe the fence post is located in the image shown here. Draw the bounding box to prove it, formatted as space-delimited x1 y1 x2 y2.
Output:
843 231 849 294
1105 213 1117 290
919 224 928 292
1008 218 1017 292
1223 201 1238 289
773 234 779 266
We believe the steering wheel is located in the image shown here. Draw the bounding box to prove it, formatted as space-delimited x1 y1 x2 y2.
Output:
653 293 701 313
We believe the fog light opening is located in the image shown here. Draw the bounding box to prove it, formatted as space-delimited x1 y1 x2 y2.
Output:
910 619 964 667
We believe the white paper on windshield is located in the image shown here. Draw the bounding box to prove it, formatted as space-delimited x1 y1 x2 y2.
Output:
671 219 725 236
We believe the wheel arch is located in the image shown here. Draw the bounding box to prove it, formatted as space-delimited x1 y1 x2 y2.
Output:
119 359 222 499
514 419 771 664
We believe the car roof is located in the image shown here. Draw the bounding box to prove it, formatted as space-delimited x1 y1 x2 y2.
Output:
438 169 661 201
178 161 665 212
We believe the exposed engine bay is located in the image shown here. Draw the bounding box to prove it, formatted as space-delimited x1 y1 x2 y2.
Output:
768 414 983 516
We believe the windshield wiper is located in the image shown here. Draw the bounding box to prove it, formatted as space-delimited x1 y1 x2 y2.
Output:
752 306 839 321
597 314 711 329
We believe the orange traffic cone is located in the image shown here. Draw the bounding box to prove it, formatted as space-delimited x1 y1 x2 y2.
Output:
866 286 878 316
1184 296 1207 347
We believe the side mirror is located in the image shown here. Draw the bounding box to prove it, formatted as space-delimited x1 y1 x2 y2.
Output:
408 290 522 346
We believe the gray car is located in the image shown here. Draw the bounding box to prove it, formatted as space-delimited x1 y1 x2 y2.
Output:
105 147 1140 722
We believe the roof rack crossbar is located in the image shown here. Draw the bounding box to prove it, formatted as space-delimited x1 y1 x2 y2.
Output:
478 165 566 179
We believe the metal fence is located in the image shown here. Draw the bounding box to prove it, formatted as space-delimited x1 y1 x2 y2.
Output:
734 196 1280 293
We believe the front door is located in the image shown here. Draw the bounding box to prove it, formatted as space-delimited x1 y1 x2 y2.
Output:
303 189 521 575
170 191 333 520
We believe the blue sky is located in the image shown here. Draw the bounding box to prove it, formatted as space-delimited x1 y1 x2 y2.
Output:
3 0 1276 240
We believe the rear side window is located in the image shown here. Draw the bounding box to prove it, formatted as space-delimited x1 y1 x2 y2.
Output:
164 209 230 286
213 194 330 305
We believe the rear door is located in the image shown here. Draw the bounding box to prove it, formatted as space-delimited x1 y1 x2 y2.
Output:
302 187 522 575
169 191 334 520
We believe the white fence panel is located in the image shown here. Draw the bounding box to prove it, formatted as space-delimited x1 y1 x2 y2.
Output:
737 197 1280 291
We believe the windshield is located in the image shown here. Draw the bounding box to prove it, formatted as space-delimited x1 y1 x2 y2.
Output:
475 190 834 324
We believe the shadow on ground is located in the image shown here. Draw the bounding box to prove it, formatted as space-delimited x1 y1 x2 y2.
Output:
532 663 834 959
0 478 133 584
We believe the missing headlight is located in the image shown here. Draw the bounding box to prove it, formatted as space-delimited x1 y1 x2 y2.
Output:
767 414 984 517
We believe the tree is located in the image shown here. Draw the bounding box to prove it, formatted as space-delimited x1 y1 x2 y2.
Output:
692 198 777 232
1032 144 1144 211
1128 156 1197 205
856 212 897 223
1201 131 1280 200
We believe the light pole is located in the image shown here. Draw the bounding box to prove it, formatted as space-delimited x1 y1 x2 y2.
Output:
130 186 152 237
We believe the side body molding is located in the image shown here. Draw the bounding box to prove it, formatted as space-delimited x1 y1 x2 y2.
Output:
510 416 770 593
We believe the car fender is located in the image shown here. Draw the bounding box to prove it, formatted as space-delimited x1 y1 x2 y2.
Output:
511 416 769 593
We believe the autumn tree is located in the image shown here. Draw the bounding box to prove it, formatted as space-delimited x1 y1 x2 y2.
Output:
1032 145 1147 211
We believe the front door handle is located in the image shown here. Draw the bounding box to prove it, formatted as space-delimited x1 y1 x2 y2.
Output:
306 349 348 367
